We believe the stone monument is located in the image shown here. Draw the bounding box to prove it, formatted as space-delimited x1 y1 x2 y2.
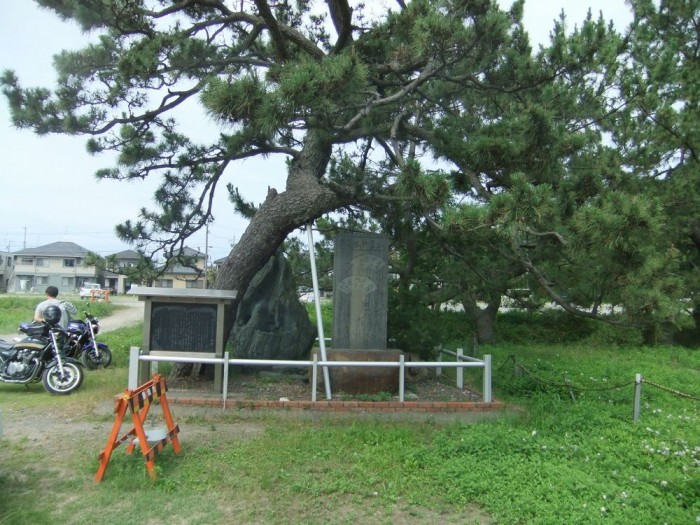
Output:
231 251 316 362
324 232 403 394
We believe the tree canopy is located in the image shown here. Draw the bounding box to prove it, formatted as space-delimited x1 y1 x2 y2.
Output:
3 0 699 345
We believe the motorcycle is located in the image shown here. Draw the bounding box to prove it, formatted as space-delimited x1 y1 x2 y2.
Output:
0 320 84 395
62 310 112 370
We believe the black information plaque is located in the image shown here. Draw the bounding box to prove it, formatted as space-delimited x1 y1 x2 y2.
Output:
128 286 238 389
149 302 217 353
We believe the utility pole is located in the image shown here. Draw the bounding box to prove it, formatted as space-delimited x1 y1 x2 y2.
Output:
23 227 27 249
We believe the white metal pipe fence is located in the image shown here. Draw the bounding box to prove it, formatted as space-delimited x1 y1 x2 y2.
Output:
128 347 493 408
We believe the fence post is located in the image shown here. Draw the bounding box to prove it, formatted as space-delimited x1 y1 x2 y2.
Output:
564 374 576 402
483 354 492 403
633 373 642 422
128 347 140 389
222 351 229 410
312 353 318 403
436 346 442 378
399 354 405 402
512 354 522 378
456 348 464 389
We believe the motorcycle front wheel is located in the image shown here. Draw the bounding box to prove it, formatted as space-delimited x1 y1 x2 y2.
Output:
80 345 112 369
42 362 84 395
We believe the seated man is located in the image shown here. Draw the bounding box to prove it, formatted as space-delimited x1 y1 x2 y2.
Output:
34 285 68 329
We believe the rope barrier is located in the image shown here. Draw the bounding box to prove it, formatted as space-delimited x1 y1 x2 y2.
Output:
514 360 635 392
501 355 698 399
497 354 517 370
497 355 697 423
642 379 700 401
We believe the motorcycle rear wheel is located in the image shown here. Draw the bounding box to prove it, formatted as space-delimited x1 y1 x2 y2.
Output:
42 362 84 395
80 345 112 369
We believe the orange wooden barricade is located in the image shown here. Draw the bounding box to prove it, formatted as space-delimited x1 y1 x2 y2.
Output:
95 374 181 482
89 289 110 302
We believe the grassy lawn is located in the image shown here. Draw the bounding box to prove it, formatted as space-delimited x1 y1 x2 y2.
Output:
0 299 698 524
0 295 118 334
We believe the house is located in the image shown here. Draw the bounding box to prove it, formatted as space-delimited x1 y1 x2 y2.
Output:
212 256 228 273
155 247 207 289
112 249 142 269
0 251 11 293
104 249 143 294
7 242 100 294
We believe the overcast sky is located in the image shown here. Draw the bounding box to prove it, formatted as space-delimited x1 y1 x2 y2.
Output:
0 0 635 262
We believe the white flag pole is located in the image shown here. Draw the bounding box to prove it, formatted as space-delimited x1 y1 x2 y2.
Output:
306 223 332 400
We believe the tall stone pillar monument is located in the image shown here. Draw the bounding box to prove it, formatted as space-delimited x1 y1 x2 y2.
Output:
332 232 389 349
327 232 402 394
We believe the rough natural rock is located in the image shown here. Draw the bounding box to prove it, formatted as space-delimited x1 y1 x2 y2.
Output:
229 251 316 362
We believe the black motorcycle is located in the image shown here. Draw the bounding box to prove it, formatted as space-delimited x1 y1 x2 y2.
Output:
0 319 84 395
62 310 112 370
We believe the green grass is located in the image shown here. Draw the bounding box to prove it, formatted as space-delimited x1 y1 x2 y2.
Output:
0 295 118 333
0 308 699 524
305 301 332 341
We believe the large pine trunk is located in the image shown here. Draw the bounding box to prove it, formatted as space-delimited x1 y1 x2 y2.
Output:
172 134 349 380
462 296 500 345
214 133 349 320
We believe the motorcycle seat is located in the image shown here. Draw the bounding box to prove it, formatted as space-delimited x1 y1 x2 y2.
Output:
0 340 14 352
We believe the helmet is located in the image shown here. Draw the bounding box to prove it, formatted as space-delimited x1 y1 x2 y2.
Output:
43 305 62 325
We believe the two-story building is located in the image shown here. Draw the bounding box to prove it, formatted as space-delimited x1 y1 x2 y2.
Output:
0 251 11 293
104 249 143 294
7 242 100 294
155 247 207 289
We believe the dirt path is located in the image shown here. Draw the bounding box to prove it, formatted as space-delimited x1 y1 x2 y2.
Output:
94 296 145 332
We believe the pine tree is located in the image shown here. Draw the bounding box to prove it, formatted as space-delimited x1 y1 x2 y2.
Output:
5 1 692 344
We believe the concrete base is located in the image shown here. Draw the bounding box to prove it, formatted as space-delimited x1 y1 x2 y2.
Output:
311 348 404 395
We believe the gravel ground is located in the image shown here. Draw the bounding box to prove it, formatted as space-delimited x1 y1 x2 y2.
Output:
168 369 484 403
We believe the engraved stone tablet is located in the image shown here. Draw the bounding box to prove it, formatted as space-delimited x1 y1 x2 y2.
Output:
332 232 389 350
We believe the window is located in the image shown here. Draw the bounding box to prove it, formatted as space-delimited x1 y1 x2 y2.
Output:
61 277 75 286
6 257 11 267
36 276 49 285
158 279 173 288
63 259 76 268
21 257 34 265
186 280 204 289
35 258 49 267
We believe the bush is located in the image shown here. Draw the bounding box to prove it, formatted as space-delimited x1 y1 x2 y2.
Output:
304 300 332 342
387 286 451 358
308 292 648 356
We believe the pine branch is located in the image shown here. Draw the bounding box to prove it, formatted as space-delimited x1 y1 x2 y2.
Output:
341 60 439 131
524 228 568 246
253 0 289 61
509 232 635 327
91 82 206 135
327 0 353 51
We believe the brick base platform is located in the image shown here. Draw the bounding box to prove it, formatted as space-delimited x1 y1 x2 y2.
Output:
167 396 504 413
